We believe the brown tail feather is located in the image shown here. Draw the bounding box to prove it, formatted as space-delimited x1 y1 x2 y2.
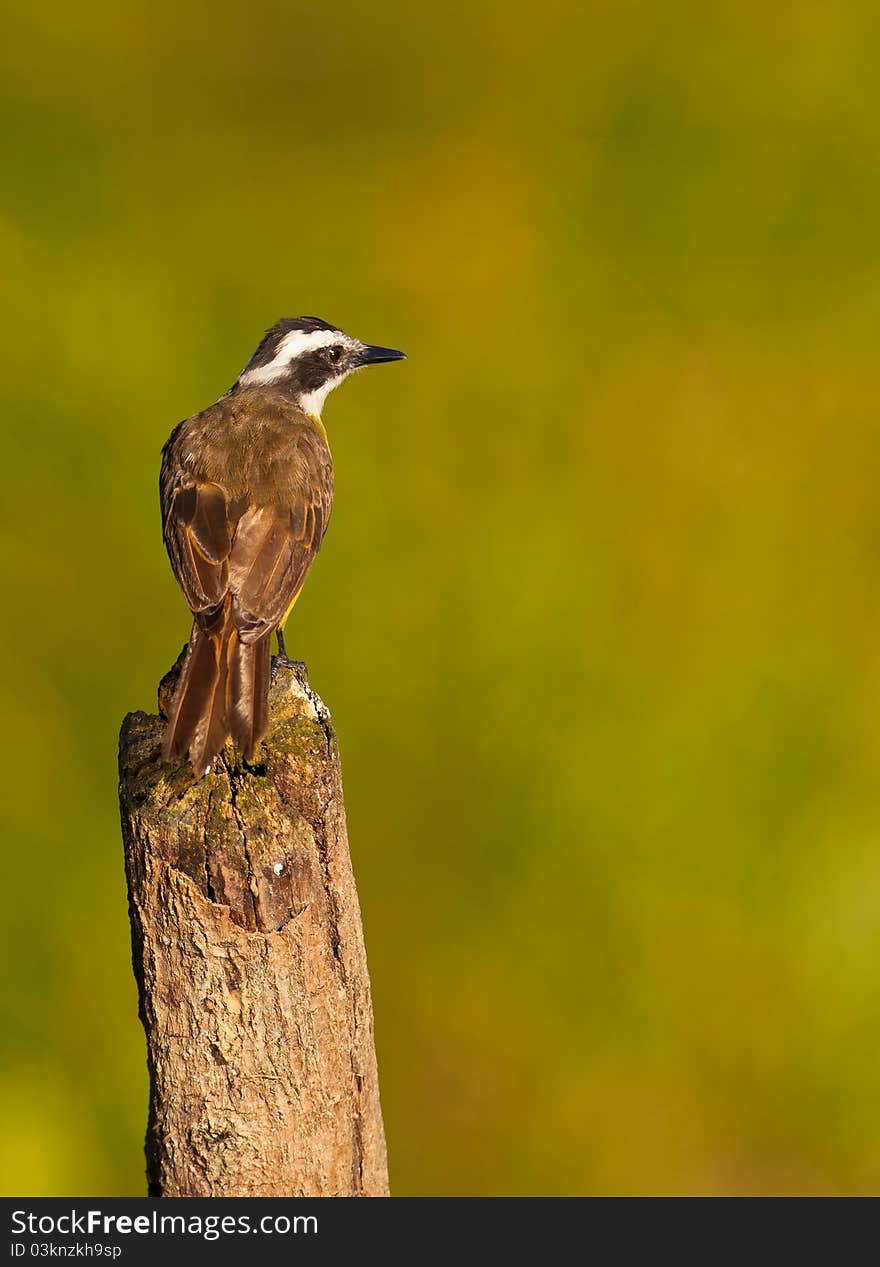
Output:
195 630 232 774
228 631 272 761
163 610 272 775
163 621 224 772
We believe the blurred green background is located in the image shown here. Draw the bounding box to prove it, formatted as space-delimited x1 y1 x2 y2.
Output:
4 0 880 1195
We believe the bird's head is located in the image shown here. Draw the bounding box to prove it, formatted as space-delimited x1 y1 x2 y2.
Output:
234 316 406 418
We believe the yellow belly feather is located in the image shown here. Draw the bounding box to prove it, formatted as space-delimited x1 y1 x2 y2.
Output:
280 586 303 629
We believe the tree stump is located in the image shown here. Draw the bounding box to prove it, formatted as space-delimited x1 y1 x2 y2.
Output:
117 654 388 1197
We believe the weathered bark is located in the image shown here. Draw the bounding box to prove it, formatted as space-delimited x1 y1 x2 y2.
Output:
118 654 388 1197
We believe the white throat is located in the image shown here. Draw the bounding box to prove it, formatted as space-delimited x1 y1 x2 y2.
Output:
296 376 345 420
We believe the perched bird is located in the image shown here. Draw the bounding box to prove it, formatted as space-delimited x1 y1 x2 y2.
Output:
160 316 405 776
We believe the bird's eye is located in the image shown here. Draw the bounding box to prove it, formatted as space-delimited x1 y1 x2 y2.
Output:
327 346 342 363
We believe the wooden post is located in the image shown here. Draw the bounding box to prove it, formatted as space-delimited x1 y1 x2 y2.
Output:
118 655 389 1197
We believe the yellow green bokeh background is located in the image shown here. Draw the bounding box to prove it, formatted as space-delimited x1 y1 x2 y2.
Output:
4 1 880 1195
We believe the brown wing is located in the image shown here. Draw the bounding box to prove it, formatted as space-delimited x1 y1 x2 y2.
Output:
227 483 330 643
161 410 333 637
162 480 231 615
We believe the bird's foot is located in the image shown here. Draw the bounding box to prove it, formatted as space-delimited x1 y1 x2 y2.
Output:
271 654 307 683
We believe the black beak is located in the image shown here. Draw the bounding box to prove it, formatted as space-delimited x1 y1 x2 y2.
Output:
357 344 407 366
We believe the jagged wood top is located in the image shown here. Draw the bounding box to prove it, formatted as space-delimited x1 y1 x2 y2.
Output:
119 652 339 932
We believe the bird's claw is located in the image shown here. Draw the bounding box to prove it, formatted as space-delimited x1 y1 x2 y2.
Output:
271 654 307 683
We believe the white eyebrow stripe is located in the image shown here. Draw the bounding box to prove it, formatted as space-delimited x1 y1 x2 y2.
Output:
239 328 345 385
276 328 343 358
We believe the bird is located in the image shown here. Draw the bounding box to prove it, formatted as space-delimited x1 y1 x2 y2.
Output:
159 316 406 776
